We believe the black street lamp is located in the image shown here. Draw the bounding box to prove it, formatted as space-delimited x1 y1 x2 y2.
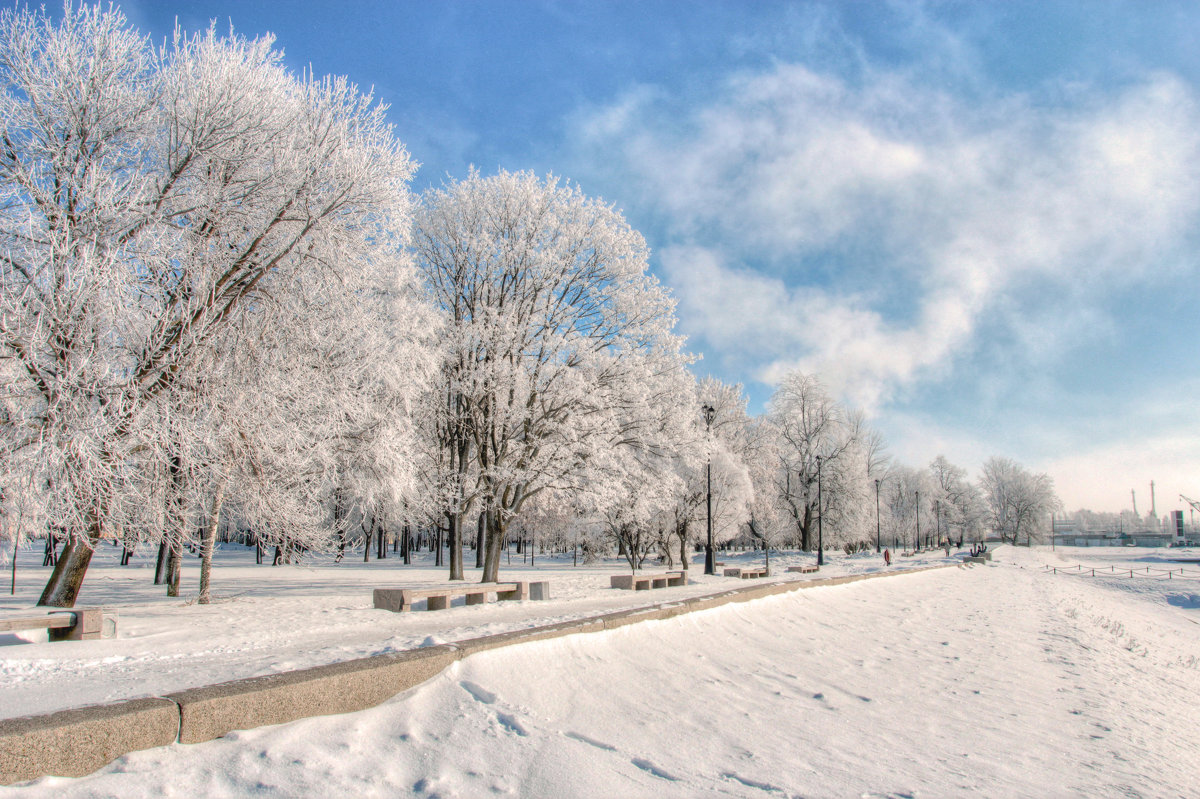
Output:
914 489 920 553
816 455 824 567
875 478 881 553
703 404 716 576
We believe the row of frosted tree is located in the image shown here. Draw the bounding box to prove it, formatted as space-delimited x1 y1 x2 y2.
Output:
0 6 1061 607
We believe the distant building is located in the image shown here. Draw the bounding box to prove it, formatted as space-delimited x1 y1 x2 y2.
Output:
1050 530 1175 548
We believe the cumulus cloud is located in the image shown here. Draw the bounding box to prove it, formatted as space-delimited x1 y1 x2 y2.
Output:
575 64 1200 410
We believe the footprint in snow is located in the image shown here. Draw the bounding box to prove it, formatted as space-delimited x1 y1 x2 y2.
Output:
460 681 497 705
565 731 618 751
496 712 528 737
721 772 784 793
632 758 679 781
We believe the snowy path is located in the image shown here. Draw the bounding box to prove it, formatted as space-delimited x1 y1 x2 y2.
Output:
6 547 1199 797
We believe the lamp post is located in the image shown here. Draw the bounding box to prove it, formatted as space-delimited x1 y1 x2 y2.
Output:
703 404 716 576
875 478 881 553
935 500 941 548
816 455 824 567
914 490 920 553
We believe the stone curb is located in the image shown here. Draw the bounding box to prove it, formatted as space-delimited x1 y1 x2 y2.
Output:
167 645 460 744
0 698 179 784
0 562 956 785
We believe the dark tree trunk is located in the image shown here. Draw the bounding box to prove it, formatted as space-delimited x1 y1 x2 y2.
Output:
363 517 372 562
475 513 485 569
482 505 506 583
166 537 181 597
42 534 58 567
448 513 463 580
38 513 102 608
153 539 170 584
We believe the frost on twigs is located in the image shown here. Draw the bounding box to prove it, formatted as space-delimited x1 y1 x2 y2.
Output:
0 4 432 605
411 170 689 582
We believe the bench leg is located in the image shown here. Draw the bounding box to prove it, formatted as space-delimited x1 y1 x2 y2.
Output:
49 609 104 641
466 593 487 606
498 582 529 602
426 596 450 611
374 589 405 612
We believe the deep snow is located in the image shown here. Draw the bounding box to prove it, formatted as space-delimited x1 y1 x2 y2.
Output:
3 544 1200 797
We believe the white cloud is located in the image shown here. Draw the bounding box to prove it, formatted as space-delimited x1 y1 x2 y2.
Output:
578 65 1200 411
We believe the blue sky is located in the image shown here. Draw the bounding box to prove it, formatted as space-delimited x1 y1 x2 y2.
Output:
120 1 1200 514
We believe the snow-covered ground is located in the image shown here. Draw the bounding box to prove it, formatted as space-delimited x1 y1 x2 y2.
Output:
1 541 928 719
4 544 1200 797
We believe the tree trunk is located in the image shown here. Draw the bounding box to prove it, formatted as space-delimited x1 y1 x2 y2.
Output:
475 513 484 568
482 505 505 583
198 481 227 605
363 516 372 562
166 536 182 597
154 539 170 584
42 533 58 567
448 512 463 580
38 513 102 608
678 521 689 570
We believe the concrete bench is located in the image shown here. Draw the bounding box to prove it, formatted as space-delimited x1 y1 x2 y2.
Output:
787 565 819 574
963 556 987 564
610 571 687 590
0 608 117 641
723 566 768 579
373 581 550 612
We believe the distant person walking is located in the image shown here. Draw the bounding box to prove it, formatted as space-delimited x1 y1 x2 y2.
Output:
883 548 891 567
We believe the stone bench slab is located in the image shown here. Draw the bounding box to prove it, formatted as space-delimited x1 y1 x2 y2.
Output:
723 567 768 579
373 582 550 612
0 608 117 641
610 572 686 590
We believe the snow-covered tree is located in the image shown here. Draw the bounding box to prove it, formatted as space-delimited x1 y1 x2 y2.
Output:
980 457 1061 545
0 5 420 606
880 465 932 552
411 170 686 583
927 455 986 546
768 372 870 554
